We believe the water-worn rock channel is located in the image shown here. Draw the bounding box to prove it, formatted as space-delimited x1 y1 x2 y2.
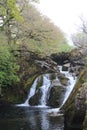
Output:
0 47 87 130
0 66 78 130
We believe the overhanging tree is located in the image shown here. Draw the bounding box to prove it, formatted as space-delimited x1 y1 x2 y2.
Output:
15 4 66 50
0 0 22 44
0 0 39 44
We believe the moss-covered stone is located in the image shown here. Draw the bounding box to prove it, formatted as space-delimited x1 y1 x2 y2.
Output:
62 68 87 130
0 44 59 105
48 84 65 107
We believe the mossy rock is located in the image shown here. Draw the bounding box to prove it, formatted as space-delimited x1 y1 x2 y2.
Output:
36 75 43 89
62 68 87 129
48 84 65 107
49 73 58 80
60 77 69 86
24 75 37 91
29 88 42 106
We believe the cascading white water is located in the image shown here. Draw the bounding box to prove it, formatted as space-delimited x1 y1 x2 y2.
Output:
47 66 77 113
16 78 38 106
17 74 51 107
58 66 77 107
17 66 77 110
40 74 51 106
25 78 38 106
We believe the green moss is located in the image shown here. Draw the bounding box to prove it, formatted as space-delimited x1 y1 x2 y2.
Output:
36 75 43 89
49 73 57 80
62 68 87 110
24 75 37 90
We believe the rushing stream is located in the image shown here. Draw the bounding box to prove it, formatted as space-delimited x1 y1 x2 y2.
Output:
0 66 77 130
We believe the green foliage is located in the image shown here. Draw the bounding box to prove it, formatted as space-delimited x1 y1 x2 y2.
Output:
0 0 23 23
0 0 24 44
16 4 71 55
0 1 71 55
58 43 72 52
0 39 19 95
7 0 23 21
22 36 72 56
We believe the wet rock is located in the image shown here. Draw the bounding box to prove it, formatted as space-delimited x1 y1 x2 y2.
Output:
62 63 70 71
64 86 86 130
82 83 87 130
48 79 66 107
35 57 58 73
50 49 86 76
75 84 87 111
83 110 87 130
28 75 43 106
59 76 69 86
29 88 42 105
62 71 87 130
51 79 61 86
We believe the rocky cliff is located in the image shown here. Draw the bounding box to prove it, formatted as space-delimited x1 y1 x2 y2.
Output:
62 68 87 130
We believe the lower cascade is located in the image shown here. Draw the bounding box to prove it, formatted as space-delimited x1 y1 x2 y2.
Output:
1 66 78 130
40 74 51 106
17 66 77 110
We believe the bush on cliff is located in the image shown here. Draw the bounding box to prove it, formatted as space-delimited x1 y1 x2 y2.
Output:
0 44 20 96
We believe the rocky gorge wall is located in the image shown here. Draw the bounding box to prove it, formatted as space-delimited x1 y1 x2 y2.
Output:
0 45 59 105
0 45 87 130
62 68 87 130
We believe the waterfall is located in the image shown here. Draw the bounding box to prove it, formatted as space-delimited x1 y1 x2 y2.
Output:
59 66 77 107
25 78 38 106
17 66 77 109
16 78 38 106
47 66 77 113
39 74 51 106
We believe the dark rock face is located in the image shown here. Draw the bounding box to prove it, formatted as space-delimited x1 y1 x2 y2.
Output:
47 74 69 108
62 70 87 130
48 79 66 107
50 49 86 77
82 83 87 130
29 88 42 105
59 76 69 86
62 63 70 71
75 84 86 111
83 110 87 130
51 52 70 65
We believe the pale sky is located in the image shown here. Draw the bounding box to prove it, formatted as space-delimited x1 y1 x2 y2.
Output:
36 0 87 44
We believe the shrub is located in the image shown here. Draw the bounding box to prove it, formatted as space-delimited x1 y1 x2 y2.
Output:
0 45 19 95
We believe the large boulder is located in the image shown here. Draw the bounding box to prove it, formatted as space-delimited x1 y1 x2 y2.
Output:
83 110 87 130
62 63 70 71
29 88 42 105
62 68 87 130
83 84 87 130
48 79 66 107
